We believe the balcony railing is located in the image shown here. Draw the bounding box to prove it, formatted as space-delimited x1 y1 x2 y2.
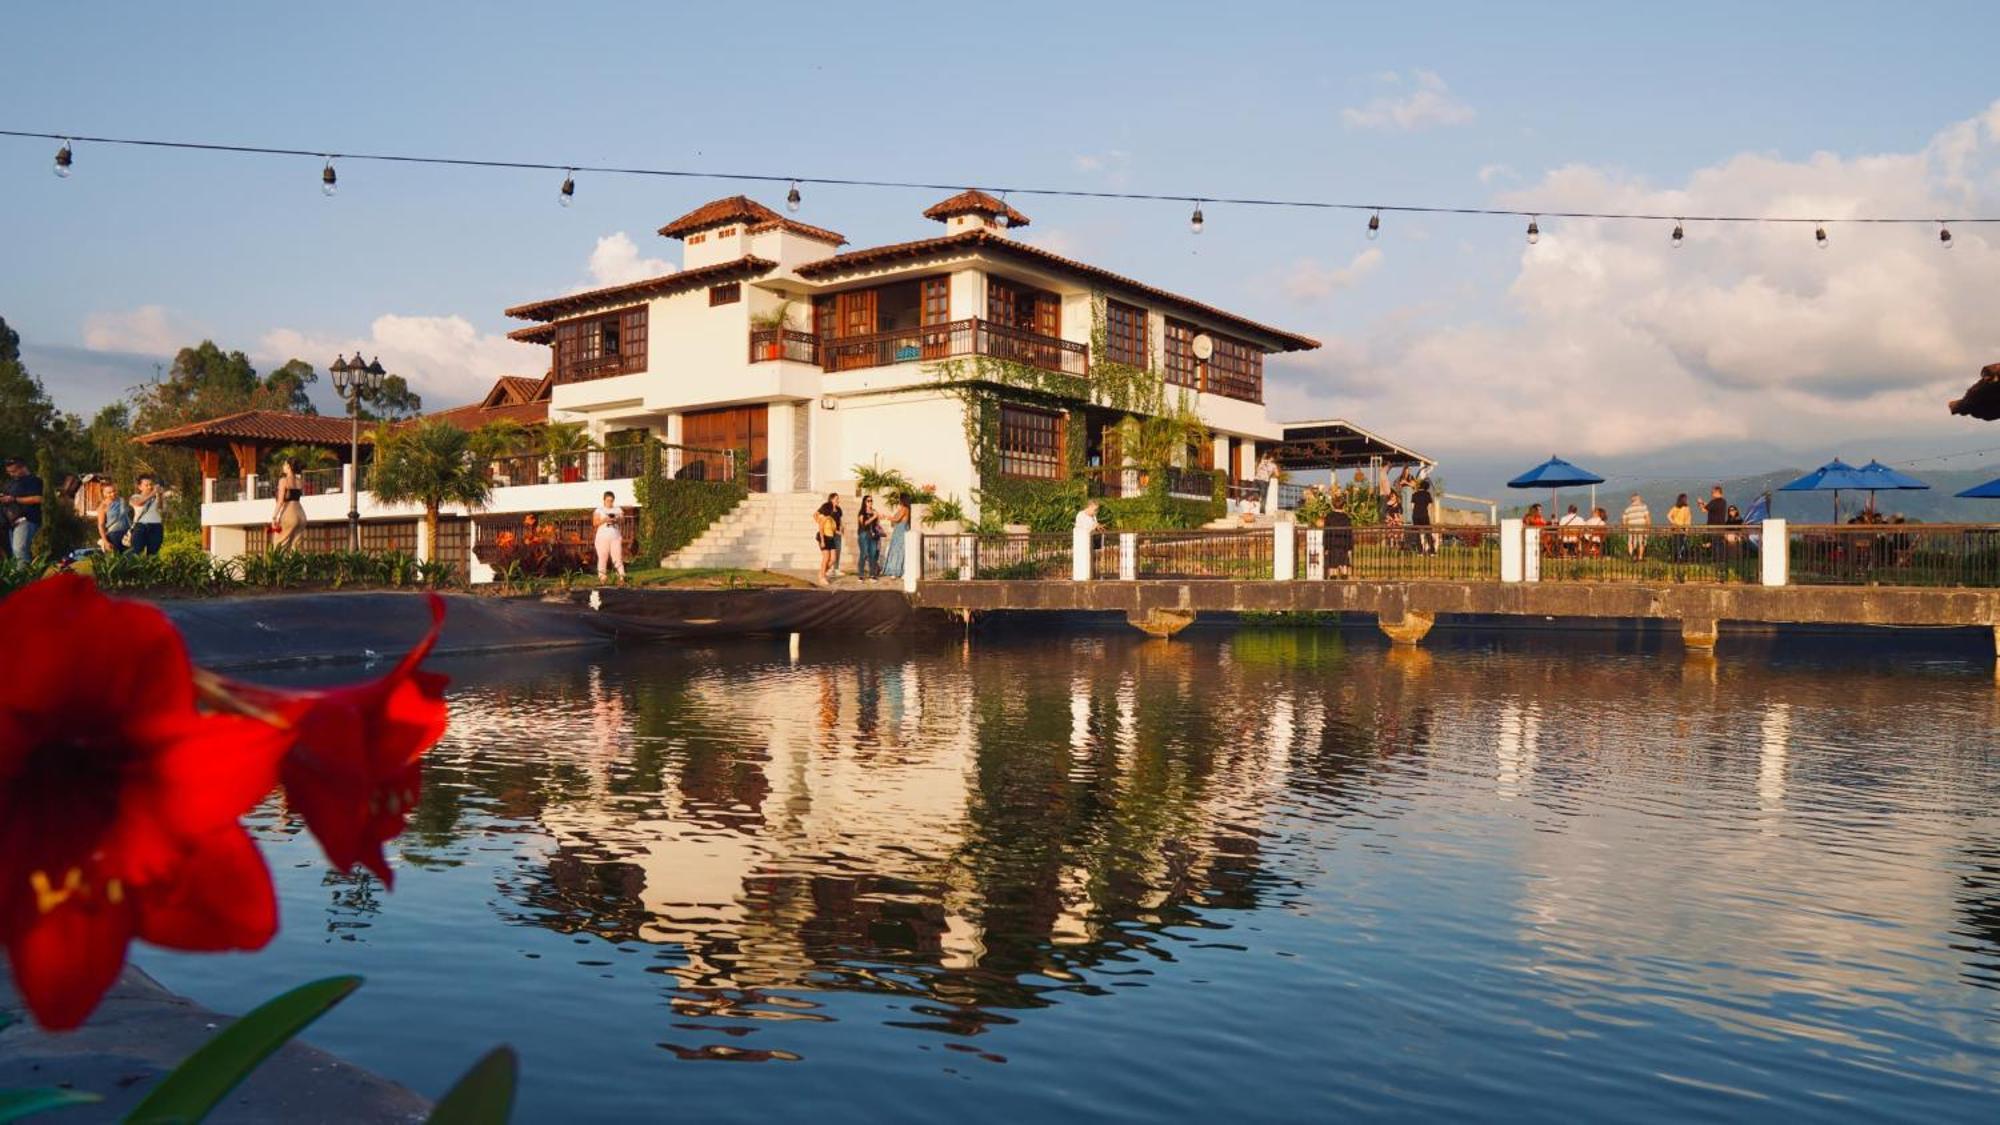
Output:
212 476 244 503
1081 466 1219 500
253 466 345 500
1788 523 2000 587
481 445 651 489
822 318 1087 377
748 327 820 365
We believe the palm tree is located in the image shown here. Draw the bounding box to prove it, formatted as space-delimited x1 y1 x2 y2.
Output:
367 419 489 562
467 418 528 462
539 421 598 483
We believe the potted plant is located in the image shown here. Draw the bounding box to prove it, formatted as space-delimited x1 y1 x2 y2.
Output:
540 421 597 484
750 301 793 361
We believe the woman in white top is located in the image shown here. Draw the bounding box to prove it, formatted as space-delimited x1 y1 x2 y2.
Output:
591 491 625 583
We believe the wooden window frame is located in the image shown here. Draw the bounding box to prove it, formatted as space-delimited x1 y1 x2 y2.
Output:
996 403 1065 480
1163 318 1198 388
709 283 742 306
1205 334 1264 403
1105 299 1149 367
552 305 648 384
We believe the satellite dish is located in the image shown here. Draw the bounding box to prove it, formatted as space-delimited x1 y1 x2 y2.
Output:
1191 334 1214 360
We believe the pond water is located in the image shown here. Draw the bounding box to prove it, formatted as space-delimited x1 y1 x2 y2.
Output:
143 625 2000 1122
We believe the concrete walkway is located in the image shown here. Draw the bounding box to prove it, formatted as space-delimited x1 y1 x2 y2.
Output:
0 966 429 1122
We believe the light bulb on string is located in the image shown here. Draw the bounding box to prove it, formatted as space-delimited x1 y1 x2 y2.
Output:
1366 210 1381 240
786 181 802 213
321 158 337 198
1671 220 1684 248
1939 223 1953 250
1189 200 1205 234
559 170 575 207
1815 223 1828 249
1525 216 1540 245
53 140 72 178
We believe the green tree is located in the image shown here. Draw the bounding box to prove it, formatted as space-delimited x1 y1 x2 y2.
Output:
358 374 423 421
0 316 61 461
366 419 488 562
128 341 323 519
467 418 528 462
262 359 320 415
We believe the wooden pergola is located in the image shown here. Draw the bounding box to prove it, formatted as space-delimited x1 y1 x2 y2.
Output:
133 410 374 480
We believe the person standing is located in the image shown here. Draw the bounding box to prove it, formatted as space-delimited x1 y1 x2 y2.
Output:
97 479 133 554
270 458 307 551
880 494 910 579
1705 485 1728 526
592 491 626 584
1410 478 1436 554
855 496 882 581
2 457 44 563
1325 492 1354 579
814 492 844 586
1255 451 1280 513
1621 492 1652 560
128 473 165 556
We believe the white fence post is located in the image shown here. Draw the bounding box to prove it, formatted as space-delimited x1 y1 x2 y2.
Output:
202 476 216 504
1119 533 1137 581
1272 522 1294 580
1072 524 1092 581
1523 522 1541 582
1305 529 1326 581
1500 517 1525 582
1761 518 1788 587
958 534 974 581
905 530 923 593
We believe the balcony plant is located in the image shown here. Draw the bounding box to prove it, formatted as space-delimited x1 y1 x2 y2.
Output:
749 301 794 360
539 422 598 484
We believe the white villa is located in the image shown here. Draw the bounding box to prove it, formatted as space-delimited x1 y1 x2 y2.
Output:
165 191 1430 577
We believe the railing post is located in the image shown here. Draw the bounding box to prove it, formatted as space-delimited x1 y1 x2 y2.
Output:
1500 518 1525 582
1072 523 1092 581
1305 529 1326 581
1761 518 1788 587
1523 522 1541 582
905 530 922 594
1119 533 1137 581
202 476 215 504
1273 521 1294 580
243 473 259 502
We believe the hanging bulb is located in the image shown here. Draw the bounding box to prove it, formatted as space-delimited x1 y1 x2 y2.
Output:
1671 220 1685 248
1525 216 1540 245
1939 223 1954 250
321 158 337 198
1366 210 1381 240
786 181 802 213
53 140 72 178
1815 223 1828 249
559 170 575 207
1189 200 1205 234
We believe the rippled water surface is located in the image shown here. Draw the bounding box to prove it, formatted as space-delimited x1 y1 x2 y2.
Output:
144 627 2000 1122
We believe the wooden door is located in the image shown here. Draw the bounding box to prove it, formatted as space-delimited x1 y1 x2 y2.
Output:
681 406 770 492
835 290 878 370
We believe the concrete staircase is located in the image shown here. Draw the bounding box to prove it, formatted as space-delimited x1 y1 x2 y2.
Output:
662 491 831 572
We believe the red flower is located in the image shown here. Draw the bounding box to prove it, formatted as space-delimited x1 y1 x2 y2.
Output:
221 595 449 887
0 575 291 1030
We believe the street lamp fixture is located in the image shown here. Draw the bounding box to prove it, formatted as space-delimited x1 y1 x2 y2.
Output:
329 353 388 551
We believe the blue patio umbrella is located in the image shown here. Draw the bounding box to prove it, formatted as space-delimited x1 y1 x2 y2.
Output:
1507 456 1604 518
1954 476 2000 499
1855 459 1928 514
1777 459 1876 521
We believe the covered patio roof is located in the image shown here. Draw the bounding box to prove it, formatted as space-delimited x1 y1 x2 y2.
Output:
135 410 371 478
1270 419 1433 470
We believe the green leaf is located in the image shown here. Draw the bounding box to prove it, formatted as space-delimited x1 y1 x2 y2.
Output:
0 1088 102 1122
125 976 361 1125
425 1047 517 1125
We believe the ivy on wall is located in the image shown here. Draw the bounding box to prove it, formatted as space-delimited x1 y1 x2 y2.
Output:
633 440 749 562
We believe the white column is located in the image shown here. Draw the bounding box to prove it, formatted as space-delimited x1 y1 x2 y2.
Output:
1072 523 1092 581
1272 522 1294 580
1500 517 1526 582
1118 533 1137 581
202 477 215 504
244 473 260 502
1761 518 1788 587
904 530 923 593
767 402 796 494
1523 522 1541 582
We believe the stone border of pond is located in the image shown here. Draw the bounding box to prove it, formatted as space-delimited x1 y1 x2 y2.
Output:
0 964 430 1123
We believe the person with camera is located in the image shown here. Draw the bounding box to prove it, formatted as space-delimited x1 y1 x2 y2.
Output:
128 473 166 556
2 457 44 563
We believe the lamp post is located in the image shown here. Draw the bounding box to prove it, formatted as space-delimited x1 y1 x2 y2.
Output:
329 354 387 551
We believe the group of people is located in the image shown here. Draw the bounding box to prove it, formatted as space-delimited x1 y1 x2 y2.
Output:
2 456 167 563
813 492 912 586
1523 485 1751 560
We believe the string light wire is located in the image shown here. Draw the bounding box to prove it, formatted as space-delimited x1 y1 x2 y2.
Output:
10 127 1999 229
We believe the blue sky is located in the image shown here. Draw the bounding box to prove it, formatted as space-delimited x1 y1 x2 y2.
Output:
6 1 2000 490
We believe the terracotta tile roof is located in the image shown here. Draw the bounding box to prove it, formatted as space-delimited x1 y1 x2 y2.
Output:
508 323 556 343
923 189 1030 229
657 195 846 245
504 256 779 322
422 399 549 432
135 410 373 450
795 231 1320 351
485 375 544 407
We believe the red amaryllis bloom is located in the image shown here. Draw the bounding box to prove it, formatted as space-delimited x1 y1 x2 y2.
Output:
0 575 292 1030
219 594 449 888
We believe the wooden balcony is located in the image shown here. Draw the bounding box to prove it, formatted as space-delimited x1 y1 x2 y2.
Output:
819 318 1088 377
748 327 820 365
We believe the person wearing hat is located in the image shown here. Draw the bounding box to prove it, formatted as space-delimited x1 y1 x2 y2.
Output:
2 457 44 563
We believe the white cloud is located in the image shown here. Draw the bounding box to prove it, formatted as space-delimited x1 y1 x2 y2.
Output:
81 306 195 355
1477 163 1517 186
259 315 542 408
583 231 673 289
1072 150 1133 188
1281 249 1384 301
1342 70 1475 132
1271 100 2000 460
